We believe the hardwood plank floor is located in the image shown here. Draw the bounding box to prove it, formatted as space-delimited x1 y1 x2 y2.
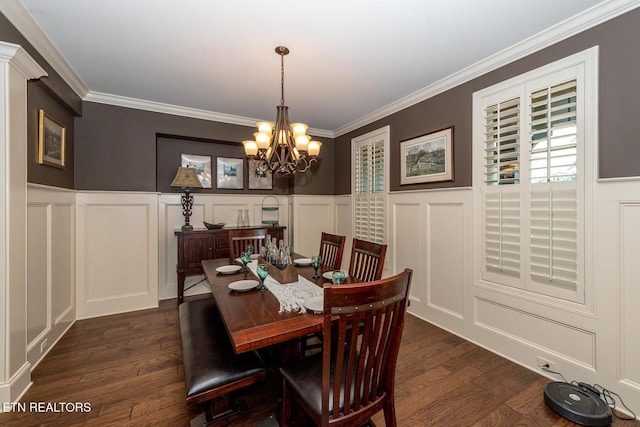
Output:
1 297 638 427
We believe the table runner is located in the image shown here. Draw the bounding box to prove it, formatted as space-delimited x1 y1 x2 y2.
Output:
247 260 323 313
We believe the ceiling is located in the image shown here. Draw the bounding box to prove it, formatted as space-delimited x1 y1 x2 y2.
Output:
4 0 629 135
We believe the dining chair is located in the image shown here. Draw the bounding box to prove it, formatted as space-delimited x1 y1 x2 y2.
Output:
299 233 346 357
318 232 346 271
228 227 267 259
279 269 413 427
348 238 388 282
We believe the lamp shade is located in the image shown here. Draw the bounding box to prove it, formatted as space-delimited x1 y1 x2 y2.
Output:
170 167 203 188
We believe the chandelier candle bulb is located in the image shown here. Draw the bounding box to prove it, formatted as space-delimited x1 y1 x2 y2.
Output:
308 141 322 157
243 141 258 156
295 135 310 151
254 132 271 149
291 123 308 136
257 121 274 133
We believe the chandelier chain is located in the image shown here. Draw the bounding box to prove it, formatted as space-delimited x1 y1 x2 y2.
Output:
280 51 285 106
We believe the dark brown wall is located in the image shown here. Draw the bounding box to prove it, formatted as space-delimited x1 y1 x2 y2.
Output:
75 101 335 194
156 135 291 195
335 8 640 193
292 141 335 195
27 82 75 189
1 13 81 189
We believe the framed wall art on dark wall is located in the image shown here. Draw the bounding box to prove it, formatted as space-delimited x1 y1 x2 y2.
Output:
38 109 66 169
400 126 454 185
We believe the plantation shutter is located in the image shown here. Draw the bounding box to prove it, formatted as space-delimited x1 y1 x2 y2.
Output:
528 80 579 296
484 98 521 186
484 189 521 279
529 187 577 291
530 80 578 183
475 50 593 304
482 97 522 285
354 140 385 244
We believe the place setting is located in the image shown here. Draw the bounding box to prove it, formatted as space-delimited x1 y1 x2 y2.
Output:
293 258 312 266
228 279 260 292
215 264 242 275
322 269 348 284
302 296 323 314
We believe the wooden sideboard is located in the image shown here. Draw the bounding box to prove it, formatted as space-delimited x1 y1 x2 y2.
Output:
175 225 285 304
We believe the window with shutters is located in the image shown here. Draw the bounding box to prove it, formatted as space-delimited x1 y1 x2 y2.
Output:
473 48 596 303
352 126 389 245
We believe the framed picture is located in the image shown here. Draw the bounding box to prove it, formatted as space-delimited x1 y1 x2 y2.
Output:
38 110 66 168
216 157 244 189
181 154 212 188
400 126 454 185
248 160 272 190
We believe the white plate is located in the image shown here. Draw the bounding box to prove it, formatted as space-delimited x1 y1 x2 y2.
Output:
228 280 259 292
322 271 349 280
250 254 259 260
216 265 242 274
294 258 312 266
304 296 324 314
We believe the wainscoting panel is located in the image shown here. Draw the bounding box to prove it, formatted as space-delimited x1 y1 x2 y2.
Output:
334 196 353 270
158 194 290 301
427 202 466 319
26 184 75 369
389 189 472 331
52 203 74 322
76 192 158 318
26 204 49 345
621 203 640 387
292 196 334 259
475 298 595 368
390 200 423 303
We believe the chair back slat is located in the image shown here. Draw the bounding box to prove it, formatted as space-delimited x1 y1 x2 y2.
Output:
228 228 267 259
319 232 346 270
348 238 387 282
322 269 413 426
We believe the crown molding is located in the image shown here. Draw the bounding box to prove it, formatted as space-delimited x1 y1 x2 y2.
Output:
84 91 333 137
333 0 640 137
85 91 259 127
0 0 89 97
0 41 46 79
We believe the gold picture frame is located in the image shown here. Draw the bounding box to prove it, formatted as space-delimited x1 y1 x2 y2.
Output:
38 110 66 169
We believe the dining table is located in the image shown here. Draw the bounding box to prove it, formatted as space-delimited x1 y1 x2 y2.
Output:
201 255 356 360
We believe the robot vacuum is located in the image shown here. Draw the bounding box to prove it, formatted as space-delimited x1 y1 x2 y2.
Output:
544 382 612 426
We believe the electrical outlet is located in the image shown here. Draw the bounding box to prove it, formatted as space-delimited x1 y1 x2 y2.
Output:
537 356 555 370
40 339 48 353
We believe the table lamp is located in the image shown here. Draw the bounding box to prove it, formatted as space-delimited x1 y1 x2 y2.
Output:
170 166 203 231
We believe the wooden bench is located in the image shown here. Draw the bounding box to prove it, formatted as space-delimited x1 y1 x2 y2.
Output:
179 298 267 425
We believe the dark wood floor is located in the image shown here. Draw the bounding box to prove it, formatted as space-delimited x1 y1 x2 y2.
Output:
1 296 638 427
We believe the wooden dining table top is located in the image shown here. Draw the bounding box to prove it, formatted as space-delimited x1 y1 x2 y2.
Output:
202 255 355 355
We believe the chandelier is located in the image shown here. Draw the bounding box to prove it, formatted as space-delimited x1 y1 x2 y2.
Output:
243 46 321 175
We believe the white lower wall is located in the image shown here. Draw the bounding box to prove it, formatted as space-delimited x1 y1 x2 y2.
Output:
389 189 472 331
76 191 159 319
26 184 75 368
389 180 640 415
19 181 640 413
291 195 337 259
